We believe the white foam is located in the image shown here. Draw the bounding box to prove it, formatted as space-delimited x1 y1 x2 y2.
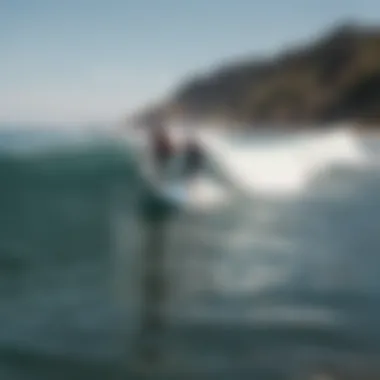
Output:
198 126 368 197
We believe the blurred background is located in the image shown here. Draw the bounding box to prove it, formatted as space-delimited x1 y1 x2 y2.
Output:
2 1 380 379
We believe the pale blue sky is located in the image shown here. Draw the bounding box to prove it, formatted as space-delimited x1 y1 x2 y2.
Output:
1 0 380 125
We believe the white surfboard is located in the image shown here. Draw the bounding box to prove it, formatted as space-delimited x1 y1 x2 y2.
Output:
154 176 231 211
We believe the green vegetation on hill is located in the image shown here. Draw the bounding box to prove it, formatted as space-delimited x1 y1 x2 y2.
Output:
135 23 380 128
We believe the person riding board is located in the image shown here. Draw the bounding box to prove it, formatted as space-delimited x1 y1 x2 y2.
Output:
150 120 204 181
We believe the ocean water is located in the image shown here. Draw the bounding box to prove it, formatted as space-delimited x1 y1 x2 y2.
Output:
1 125 380 379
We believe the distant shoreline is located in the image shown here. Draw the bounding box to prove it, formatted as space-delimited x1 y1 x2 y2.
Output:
134 22 380 131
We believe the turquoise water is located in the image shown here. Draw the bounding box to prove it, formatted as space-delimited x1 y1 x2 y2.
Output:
1 127 380 379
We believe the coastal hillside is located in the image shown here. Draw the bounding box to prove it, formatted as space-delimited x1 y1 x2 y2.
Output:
134 23 380 128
